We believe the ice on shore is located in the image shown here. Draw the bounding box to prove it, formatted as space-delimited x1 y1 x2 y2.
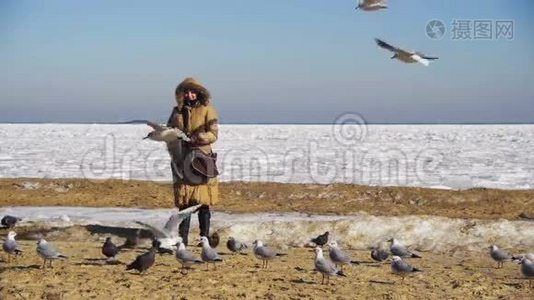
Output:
2 206 532 253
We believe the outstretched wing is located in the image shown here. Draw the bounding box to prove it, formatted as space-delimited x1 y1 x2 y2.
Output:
146 121 166 131
421 56 438 60
134 221 168 239
133 203 201 241
171 127 192 142
162 204 202 235
375 38 399 53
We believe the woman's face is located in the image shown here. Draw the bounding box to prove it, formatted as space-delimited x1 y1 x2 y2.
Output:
184 89 197 101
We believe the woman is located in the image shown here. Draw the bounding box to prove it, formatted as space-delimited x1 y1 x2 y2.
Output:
166 77 219 245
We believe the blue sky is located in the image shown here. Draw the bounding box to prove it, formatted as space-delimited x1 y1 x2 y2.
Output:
1 0 533 123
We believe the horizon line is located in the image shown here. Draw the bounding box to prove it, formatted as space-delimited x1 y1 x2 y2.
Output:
0 121 533 125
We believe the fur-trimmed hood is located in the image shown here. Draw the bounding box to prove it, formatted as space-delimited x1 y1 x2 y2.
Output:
175 77 211 110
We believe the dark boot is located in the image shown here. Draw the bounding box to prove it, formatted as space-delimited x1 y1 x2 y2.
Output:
198 205 211 238
178 216 191 246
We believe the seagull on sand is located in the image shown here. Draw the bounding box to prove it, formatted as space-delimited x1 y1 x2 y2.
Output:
143 121 190 143
328 241 359 271
36 239 67 270
489 245 514 269
208 231 220 248
101 237 119 262
199 236 223 270
1 215 21 228
375 38 439 66
314 247 346 284
175 241 203 274
388 238 422 258
310 231 329 247
135 204 201 253
227 237 248 255
355 0 387 11
252 240 286 269
371 247 390 262
518 257 534 287
391 256 422 282
3 231 23 263
126 244 157 275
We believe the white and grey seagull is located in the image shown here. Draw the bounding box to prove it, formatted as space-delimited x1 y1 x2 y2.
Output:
252 240 286 269
328 241 359 272
388 238 422 258
355 0 387 11
2 231 23 263
489 245 514 269
375 38 439 66
199 236 223 270
36 239 67 270
143 121 190 143
135 204 201 253
314 247 346 284
519 257 534 287
175 241 203 274
391 256 421 283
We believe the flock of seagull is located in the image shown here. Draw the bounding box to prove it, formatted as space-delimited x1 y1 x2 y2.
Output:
2 211 534 287
355 0 439 67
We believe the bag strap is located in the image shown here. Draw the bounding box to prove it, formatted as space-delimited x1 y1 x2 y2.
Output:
181 106 190 134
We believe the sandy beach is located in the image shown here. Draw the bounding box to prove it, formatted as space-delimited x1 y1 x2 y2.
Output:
1 178 533 299
1 236 532 299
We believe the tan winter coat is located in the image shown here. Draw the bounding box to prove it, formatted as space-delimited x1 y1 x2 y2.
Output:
166 78 219 208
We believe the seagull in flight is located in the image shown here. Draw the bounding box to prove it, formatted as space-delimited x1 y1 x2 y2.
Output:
143 121 190 143
375 38 439 66
355 0 387 11
135 204 201 252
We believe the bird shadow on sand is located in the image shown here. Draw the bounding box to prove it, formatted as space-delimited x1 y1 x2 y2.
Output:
73 261 105 266
74 258 124 266
84 258 106 262
218 251 248 256
154 263 173 267
503 281 524 289
125 271 152 276
290 278 316 285
369 279 395 285
360 262 386 268
0 264 41 271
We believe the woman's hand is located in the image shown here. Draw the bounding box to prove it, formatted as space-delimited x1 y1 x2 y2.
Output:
188 134 199 146
189 132 210 146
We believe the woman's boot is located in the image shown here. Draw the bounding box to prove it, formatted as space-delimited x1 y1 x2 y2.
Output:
198 205 211 238
178 216 191 246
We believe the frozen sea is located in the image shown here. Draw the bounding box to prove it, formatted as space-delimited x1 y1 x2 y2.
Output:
0 123 533 189
1 123 533 251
